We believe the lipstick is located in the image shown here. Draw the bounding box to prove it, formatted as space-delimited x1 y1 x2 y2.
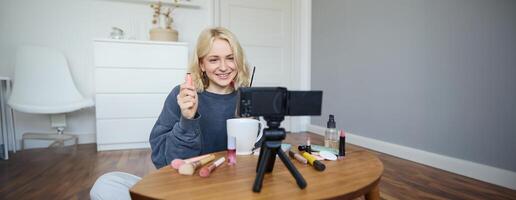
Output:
339 130 346 158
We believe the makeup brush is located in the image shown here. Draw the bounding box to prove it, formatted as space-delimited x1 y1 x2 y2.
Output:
170 154 212 170
178 154 216 175
199 157 225 177
288 150 307 165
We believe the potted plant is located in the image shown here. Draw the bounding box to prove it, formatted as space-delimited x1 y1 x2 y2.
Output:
149 1 179 42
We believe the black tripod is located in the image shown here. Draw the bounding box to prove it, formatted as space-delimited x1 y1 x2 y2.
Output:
253 116 307 192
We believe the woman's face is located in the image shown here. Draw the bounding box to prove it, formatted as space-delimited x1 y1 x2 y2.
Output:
200 38 237 94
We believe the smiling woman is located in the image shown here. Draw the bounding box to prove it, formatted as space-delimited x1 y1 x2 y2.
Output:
90 27 252 200
190 28 251 93
199 39 238 94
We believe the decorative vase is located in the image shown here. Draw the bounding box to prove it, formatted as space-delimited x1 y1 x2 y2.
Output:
149 27 178 42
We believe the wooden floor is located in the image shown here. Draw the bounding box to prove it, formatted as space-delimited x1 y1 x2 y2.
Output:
1 132 515 200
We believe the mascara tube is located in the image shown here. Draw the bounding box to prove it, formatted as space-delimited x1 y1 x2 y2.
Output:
301 152 325 171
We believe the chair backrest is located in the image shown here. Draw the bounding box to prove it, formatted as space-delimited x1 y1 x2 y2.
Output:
8 45 93 114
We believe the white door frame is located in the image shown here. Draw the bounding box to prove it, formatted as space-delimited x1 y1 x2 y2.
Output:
209 0 312 132
291 0 312 132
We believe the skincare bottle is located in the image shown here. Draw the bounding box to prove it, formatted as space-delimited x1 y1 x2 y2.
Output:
324 115 338 149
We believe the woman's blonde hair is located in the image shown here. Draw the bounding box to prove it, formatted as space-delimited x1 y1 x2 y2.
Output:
189 27 251 92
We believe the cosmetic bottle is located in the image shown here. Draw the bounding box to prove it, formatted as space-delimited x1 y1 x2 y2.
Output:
324 115 338 149
227 136 236 165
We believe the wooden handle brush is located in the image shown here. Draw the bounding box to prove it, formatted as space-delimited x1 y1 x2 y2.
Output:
178 154 215 175
199 157 225 177
170 154 212 170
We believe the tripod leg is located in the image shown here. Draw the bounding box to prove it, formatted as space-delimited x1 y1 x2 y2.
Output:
266 147 278 172
256 142 267 172
277 150 307 189
253 147 271 192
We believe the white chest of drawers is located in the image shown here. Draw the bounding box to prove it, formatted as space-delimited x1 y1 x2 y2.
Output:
93 39 188 151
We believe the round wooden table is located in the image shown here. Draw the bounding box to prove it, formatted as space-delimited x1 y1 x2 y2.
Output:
130 149 383 200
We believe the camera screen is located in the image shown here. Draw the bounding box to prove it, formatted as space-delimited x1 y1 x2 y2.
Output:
239 87 322 117
287 91 323 116
250 89 286 116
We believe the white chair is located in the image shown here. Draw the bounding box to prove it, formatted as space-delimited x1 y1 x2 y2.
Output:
8 45 94 150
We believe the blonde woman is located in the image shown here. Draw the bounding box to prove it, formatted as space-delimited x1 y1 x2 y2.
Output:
150 26 251 168
90 27 251 200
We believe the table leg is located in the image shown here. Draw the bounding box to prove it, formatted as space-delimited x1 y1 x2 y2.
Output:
0 81 8 159
6 80 16 153
365 182 380 200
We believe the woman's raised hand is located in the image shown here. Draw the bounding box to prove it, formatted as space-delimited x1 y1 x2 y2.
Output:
177 73 198 119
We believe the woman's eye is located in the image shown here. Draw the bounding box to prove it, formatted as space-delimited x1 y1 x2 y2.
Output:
227 57 234 61
209 59 218 63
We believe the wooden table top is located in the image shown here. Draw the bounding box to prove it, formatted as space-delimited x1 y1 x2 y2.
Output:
130 148 383 199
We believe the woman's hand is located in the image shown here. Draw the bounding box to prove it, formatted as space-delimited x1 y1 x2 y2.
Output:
177 74 198 119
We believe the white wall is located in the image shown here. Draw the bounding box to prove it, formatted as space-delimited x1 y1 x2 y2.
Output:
0 0 214 149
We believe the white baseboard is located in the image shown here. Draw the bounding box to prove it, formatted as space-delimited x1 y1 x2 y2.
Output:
97 142 150 151
307 124 516 190
20 132 96 150
78 134 96 144
307 124 326 136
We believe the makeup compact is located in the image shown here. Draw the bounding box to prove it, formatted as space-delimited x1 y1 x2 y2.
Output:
319 151 337 161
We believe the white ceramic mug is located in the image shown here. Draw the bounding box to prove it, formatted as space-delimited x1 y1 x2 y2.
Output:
227 118 263 155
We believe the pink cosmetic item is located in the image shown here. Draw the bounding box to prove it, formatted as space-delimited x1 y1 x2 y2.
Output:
186 73 193 85
227 136 237 165
178 154 216 175
199 157 226 177
171 154 212 170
